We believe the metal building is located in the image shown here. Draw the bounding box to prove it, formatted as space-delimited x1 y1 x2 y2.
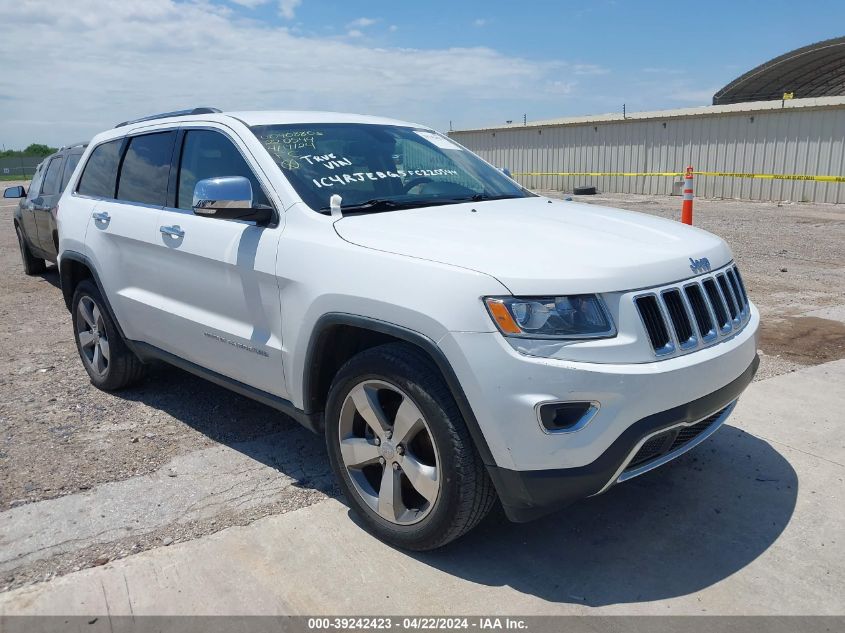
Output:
713 36 845 105
449 96 845 204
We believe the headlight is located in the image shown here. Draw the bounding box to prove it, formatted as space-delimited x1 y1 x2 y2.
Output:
484 295 615 339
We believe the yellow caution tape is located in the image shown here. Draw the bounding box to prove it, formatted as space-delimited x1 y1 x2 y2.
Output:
512 170 845 183
695 171 845 183
513 171 684 177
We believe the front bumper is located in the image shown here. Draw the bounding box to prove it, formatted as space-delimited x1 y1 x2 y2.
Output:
488 355 758 522
437 300 759 522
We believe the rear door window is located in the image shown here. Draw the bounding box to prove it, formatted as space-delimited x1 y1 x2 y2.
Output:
26 162 46 202
116 132 176 206
60 152 83 191
40 156 64 196
176 130 270 210
77 139 123 199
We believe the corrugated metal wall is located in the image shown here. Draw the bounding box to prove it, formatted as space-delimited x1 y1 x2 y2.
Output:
450 104 845 203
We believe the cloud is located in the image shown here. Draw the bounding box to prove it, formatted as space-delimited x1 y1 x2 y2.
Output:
278 0 301 19
545 80 577 95
473 18 488 27
229 0 270 7
347 17 377 29
572 64 609 75
642 67 684 75
346 29 364 38
0 0 598 146
388 24 398 32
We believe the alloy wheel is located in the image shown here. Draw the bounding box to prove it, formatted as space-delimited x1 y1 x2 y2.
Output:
338 379 441 525
76 296 110 378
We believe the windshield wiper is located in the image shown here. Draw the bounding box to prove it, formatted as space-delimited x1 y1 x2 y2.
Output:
467 193 523 202
320 197 468 214
318 198 407 214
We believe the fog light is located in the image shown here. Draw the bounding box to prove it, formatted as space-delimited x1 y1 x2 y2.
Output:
537 401 599 433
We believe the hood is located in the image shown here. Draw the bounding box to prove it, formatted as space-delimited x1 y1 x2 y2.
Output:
333 196 733 295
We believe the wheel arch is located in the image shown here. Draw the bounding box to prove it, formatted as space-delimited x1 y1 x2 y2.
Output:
13 214 35 251
58 251 131 346
59 251 95 311
303 313 496 466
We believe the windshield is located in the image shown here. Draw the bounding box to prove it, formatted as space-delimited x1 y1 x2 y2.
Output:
250 123 531 212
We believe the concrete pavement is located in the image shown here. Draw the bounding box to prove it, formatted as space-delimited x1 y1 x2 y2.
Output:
1 359 843 615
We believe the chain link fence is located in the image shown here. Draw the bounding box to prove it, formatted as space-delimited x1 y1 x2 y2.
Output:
0 155 44 180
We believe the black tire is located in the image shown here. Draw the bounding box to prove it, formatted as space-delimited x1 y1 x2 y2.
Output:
325 342 496 550
71 279 145 391
573 185 597 195
15 224 46 276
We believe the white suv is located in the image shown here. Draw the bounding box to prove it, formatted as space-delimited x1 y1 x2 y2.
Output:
57 108 759 549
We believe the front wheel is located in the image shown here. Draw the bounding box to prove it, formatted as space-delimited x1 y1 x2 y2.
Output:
325 343 496 550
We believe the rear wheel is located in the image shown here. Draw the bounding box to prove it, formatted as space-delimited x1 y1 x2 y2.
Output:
325 343 496 550
15 225 46 276
71 280 144 390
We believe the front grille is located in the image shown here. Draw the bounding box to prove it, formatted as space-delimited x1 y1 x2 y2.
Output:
726 268 746 312
635 295 671 352
717 274 739 320
703 278 730 329
635 264 750 357
623 405 729 474
662 289 694 345
733 267 749 305
684 283 715 339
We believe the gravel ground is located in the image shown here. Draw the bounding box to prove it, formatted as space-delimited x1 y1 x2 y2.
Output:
1 182 334 588
1 183 844 590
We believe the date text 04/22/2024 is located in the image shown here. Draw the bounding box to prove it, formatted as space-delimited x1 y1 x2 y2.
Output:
306 617 528 630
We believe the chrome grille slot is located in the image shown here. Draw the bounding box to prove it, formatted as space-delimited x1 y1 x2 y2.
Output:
684 284 715 340
733 266 748 305
703 278 730 329
727 268 745 312
662 289 695 347
717 274 739 320
635 295 672 354
634 263 751 358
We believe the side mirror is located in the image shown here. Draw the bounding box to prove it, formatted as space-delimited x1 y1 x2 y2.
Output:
192 176 272 224
4 186 26 199
498 167 513 179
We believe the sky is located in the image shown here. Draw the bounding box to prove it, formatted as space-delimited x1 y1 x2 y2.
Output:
0 0 843 149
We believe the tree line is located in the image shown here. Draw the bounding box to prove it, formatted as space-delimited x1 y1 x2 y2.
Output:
1 144 59 159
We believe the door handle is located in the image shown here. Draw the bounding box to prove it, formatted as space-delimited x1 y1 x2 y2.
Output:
160 225 185 239
92 211 110 222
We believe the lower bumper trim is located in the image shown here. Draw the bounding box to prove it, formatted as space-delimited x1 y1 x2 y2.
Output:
488 354 759 523
601 399 736 493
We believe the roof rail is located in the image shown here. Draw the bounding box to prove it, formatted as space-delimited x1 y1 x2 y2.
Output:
59 141 89 151
115 107 222 128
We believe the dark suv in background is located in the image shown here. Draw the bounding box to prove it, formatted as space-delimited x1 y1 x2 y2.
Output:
5 142 87 274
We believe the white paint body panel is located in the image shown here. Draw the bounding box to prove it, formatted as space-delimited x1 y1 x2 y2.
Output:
58 110 760 475
149 208 287 397
440 305 758 470
333 196 732 295
82 198 164 341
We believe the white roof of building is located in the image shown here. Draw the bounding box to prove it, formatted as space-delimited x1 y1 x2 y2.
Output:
451 96 845 133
